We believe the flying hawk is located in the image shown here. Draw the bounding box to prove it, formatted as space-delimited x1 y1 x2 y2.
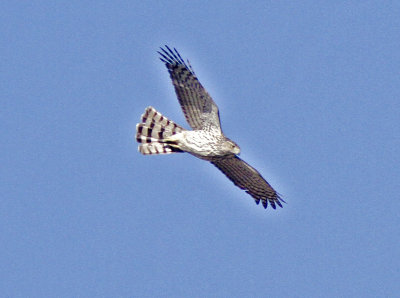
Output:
136 46 284 209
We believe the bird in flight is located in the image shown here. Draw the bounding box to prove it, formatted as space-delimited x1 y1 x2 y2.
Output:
136 45 284 209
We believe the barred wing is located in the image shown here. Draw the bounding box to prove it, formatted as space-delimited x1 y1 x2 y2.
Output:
211 156 284 209
158 46 222 132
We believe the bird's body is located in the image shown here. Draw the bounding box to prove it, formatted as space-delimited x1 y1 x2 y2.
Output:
166 130 240 158
136 46 284 209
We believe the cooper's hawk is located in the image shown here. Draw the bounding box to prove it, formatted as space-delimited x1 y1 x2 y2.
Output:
136 46 284 209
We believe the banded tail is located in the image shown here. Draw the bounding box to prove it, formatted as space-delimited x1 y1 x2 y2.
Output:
136 106 185 155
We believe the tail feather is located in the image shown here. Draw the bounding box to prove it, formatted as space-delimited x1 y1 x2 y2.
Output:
139 142 183 155
136 106 185 155
141 106 184 135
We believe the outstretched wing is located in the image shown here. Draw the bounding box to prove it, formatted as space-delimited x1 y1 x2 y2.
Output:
210 156 284 209
158 46 221 132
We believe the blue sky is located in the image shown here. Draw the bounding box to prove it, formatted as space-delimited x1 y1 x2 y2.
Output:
1 1 399 297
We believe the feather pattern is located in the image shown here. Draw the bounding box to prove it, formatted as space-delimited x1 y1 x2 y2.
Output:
136 106 184 155
210 156 284 209
158 46 222 132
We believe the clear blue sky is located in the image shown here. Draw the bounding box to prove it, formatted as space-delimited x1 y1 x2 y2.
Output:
1 1 399 297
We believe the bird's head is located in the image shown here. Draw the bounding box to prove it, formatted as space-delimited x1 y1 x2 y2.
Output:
223 139 241 155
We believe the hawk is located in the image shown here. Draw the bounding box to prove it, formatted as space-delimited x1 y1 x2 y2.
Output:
136 46 284 209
